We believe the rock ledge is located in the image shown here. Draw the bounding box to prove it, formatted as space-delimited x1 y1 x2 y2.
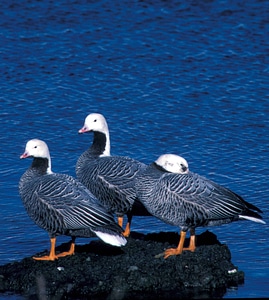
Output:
0 231 244 299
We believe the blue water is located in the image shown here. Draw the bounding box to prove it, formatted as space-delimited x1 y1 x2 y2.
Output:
1 0 269 298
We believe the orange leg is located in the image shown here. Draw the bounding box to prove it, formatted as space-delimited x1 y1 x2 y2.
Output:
118 216 124 227
56 241 75 258
118 215 132 237
184 228 196 252
164 231 187 259
164 230 196 259
123 222 131 237
33 237 76 261
33 237 58 261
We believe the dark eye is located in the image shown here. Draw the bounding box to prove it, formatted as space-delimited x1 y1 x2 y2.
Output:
34 146 37 148
94 119 97 122
181 164 187 172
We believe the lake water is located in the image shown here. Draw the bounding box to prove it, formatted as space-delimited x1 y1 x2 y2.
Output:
0 0 268 298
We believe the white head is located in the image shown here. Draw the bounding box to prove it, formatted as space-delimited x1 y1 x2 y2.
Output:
155 154 189 174
78 113 109 134
20 139 52 174
78 113 110 156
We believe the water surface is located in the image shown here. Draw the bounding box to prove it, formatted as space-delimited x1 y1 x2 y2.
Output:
0 0 268 298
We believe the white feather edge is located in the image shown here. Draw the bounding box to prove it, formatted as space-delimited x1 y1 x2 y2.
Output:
239 215 266 224
93 231 127 246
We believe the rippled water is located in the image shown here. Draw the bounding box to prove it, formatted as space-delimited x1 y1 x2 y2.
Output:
1 0 269 298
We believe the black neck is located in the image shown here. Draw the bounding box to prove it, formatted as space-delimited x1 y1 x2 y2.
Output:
31 157 49 175
152 162 170 173
89 131 107 155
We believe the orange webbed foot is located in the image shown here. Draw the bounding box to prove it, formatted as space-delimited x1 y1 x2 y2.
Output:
56 242 75 258
33 237 58 261
33 254 58 261
164 247 183 259
155 230 196 259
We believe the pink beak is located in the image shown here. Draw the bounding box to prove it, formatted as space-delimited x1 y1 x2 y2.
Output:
20 152 29 159
78 126 89 134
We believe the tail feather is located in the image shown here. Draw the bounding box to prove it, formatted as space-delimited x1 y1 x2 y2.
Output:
239 215 266 224
243 200 263 213
93 230 127 246
233 191 263 213
92 223 127 247
239 207 265 224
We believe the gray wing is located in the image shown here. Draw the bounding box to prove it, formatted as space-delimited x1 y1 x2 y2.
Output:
136 170 247 228
29 173 119 234
156 172 247 223
78 155 146 214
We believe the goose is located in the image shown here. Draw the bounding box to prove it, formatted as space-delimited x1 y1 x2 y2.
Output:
76 113 150 237
19 139 126 261
135 153 265 259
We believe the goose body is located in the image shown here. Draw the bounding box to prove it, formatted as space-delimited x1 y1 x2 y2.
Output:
76 113 150 236
135 154 265 258
19 139 126 261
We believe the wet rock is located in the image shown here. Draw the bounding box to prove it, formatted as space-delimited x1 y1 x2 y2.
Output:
0 231 244 299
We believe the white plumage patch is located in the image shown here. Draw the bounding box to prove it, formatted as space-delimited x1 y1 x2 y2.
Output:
239 215 266 224
93 231 127 247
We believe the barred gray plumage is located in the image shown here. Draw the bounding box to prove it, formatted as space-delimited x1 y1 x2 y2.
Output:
19 139 126 261
135 154 265 259
76 113 150 236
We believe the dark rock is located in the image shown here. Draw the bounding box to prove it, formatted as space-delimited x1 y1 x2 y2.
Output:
0 231 244 299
